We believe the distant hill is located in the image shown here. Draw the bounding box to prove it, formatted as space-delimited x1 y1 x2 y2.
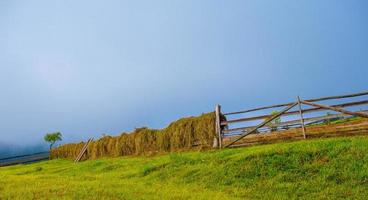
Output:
0 142 48 159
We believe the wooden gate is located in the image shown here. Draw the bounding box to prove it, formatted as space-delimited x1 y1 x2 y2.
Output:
215 91 368 148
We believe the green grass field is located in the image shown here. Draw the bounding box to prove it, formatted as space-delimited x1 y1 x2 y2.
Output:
1 136 368 200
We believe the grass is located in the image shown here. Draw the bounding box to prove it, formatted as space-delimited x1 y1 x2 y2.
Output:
1 136 368 199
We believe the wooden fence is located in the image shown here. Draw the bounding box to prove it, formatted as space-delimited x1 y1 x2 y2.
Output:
215 91 368 148
0 152 50 167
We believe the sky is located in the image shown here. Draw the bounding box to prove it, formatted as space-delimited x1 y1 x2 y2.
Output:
0 0 367 146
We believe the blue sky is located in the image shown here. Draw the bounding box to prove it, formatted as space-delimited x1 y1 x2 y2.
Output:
0 0 367 145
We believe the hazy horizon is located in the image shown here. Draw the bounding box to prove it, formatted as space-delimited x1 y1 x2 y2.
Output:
1 0 368 148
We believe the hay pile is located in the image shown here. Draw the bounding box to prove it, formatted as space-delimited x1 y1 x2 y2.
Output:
51 112 216 160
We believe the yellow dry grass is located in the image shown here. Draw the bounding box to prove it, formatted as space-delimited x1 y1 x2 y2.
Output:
51 112 216 160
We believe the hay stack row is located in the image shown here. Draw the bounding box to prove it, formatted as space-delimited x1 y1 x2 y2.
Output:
51 112 216 160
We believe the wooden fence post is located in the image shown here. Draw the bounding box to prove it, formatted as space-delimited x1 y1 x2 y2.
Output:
215 105 222 149
297 96 307 139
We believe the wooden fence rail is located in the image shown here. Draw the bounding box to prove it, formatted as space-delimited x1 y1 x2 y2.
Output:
221 100 368 125
222 110 368 134
215 91 368 148
223 91 368 115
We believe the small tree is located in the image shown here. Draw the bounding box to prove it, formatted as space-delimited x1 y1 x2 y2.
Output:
265 111 281 132
44 132 62 150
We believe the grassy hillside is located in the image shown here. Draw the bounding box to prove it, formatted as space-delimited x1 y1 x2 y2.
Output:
1 136 368 200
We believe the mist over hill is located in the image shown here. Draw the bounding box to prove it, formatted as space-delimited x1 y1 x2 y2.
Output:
0 142 48 159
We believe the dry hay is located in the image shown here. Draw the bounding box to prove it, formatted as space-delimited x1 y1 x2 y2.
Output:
51 112 216 160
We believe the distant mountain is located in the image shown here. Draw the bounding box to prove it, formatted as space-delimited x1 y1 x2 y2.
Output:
0 142 48 159
0 142 16 159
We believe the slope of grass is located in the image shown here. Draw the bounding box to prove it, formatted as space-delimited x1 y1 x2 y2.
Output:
1 136 368 199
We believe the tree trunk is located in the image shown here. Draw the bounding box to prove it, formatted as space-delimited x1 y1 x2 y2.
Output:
49 142 55 151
